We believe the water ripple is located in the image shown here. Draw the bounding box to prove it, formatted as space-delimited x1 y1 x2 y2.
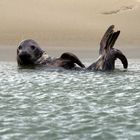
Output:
0 60 140 140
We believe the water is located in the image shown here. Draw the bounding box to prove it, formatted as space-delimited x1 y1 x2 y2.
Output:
0 60 140 140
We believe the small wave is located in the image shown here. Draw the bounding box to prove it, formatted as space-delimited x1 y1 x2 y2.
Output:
0 61 140 140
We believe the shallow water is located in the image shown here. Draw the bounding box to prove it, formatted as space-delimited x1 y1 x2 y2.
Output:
0 60 140 140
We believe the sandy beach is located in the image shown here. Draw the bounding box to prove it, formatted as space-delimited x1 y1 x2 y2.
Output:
0 0 140 61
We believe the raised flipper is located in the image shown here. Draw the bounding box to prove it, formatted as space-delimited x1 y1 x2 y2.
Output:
99 25 114 54
105 31 120 51
103 28 128 69
115 49 128 69
60 52 85 68
88 25 128 71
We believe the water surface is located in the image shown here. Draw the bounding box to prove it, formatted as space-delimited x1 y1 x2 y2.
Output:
0 60 140 140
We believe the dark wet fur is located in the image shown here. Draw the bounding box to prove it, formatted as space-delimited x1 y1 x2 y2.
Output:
17 39 85 69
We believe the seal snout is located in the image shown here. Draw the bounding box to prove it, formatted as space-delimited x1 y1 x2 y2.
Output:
18 50 33 65
19 51 31 60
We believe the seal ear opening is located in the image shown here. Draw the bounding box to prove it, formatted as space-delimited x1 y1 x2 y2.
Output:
115 50 128 69
30 45 36 50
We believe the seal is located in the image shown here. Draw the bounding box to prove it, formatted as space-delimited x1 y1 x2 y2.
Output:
87 25 128 71
16 25 128 71
17 39 85 69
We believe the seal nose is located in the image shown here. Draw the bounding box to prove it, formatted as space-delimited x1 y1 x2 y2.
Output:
19 51 31 60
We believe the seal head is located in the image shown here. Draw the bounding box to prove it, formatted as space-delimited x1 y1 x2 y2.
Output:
17 39 43 66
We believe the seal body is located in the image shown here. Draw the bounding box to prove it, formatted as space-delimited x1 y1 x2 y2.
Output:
17 39 85 69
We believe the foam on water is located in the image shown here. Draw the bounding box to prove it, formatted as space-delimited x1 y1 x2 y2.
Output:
0 60 140 140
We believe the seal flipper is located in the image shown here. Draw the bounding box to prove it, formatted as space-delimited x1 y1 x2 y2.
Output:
88 25 128 71
115 49 128 69
60 52 85 68
106 31 128 69
99 25 114 54
105 31 120 51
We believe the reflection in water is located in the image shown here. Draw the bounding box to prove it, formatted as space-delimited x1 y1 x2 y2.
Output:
0 60 140 140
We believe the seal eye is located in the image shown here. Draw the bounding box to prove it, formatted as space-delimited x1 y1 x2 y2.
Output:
18 45 22 50
31 45 35 50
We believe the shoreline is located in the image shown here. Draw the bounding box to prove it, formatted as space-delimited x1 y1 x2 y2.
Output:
0 0 139 61
0 42 139 62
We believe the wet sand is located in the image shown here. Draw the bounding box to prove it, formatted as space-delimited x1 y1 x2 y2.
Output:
0 0 140 61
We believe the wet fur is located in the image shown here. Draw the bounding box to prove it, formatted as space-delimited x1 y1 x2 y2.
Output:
17 39 85 69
